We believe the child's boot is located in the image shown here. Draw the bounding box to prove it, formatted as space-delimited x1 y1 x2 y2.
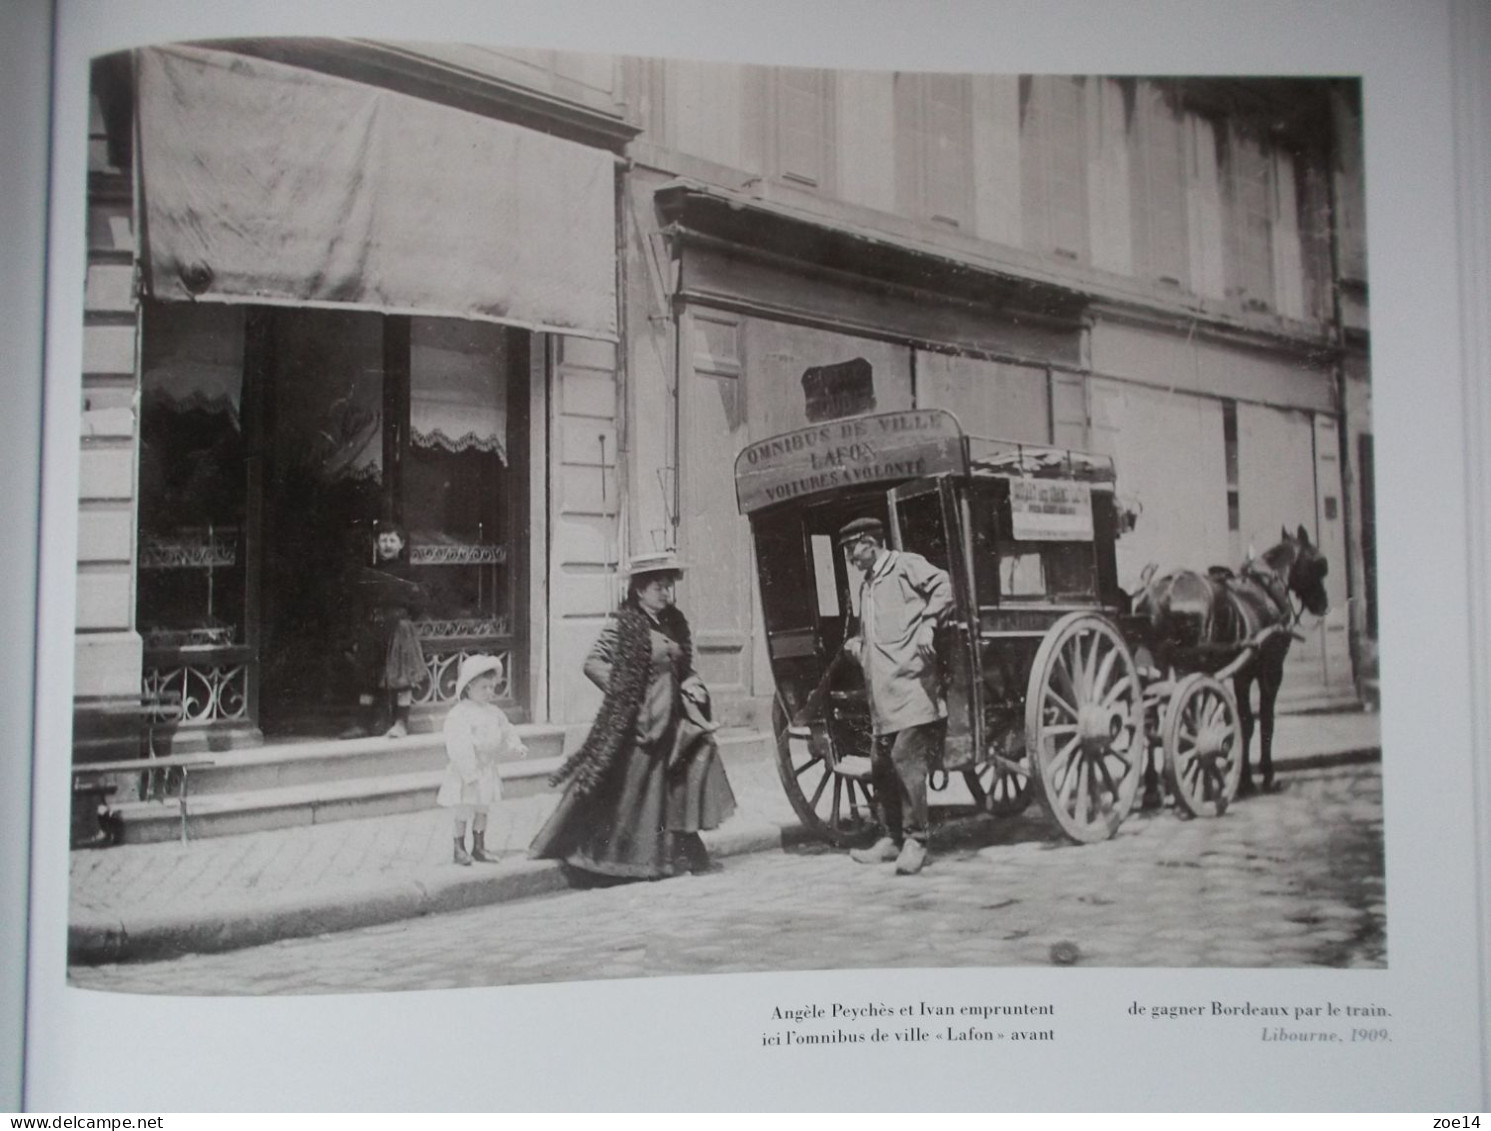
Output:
453 836 472 866
470 830 499 864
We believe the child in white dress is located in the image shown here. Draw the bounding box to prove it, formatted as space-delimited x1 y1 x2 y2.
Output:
439 654 526 865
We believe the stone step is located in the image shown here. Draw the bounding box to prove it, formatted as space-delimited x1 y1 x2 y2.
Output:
110 729 776 844
111 759 562 844
155 725 569 797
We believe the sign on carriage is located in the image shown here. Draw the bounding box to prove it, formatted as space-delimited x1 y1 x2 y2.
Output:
734 409 966 514
1008 478 1094 541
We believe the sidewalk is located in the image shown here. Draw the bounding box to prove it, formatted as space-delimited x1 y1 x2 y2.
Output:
67 709 1381 966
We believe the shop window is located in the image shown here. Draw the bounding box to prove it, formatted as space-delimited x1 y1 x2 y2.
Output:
1020 75 1090 262
138 302 249 652
1130 83 1190 288
137 302 251 724
895 73 973 229
404 318 523 700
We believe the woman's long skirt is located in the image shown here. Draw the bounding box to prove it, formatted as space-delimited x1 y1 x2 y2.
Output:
530 728 736 880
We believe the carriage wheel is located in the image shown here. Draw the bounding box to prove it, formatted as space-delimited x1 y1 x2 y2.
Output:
968 746 1034 817
1162 673 1242 818
1024 613 1146 843
772 697 878 847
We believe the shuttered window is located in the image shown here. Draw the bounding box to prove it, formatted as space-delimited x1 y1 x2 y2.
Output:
1020 75 1090 261
895 73 973 229
1228 132 1276 309
1131 84 1190 288
771 67 834 190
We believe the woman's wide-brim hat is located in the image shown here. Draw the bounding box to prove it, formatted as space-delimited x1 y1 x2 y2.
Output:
625 550 686 579
454 653 504 700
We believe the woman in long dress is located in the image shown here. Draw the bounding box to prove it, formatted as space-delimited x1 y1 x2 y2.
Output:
529 552 736 879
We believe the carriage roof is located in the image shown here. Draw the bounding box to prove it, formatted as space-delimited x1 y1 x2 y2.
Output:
733 408 1115 516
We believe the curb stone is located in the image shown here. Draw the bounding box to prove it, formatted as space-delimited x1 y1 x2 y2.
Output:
68 817 815 966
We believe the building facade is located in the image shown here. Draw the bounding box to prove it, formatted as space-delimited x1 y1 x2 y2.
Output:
618 67 1372 726
73 47 1372 757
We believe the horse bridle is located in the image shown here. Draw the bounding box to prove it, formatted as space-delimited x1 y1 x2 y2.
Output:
1240 563 1300 631
1243 556 1315 634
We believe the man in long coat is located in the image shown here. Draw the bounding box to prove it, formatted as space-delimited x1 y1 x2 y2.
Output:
838 516 952 875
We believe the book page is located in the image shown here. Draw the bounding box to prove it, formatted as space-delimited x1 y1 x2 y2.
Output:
24 0 1488 1111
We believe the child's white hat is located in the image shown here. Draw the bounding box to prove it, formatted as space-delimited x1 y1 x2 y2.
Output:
454 654 504 700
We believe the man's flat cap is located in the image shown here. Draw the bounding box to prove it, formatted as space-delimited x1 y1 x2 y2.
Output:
837 516 886 545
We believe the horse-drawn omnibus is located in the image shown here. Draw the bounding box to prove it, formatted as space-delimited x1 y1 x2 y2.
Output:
733 408 1329 847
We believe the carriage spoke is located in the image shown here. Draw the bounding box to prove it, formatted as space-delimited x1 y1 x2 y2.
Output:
1100 676 1137 712
793 756 823 780
1090 756 1113 813
829 775 843 827
1042 687 1080 723
1093 644 1119 703
1065 758 1088 820
1092 754 1120 800
1081 634 1102 698
1201 759 1227 802
1069 635 1090 699
844 778 862 818
807 766 832 810
1181 756 1204 789
1053 746 1079 804
1049 735 1082 791
1081 757 1103 819
1053 654 1082 712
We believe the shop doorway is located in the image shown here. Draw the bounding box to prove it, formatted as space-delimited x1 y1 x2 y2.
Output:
256 308 531 735
257 308 387 733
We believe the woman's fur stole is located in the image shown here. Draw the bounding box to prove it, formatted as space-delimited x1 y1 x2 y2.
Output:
548 603 693 797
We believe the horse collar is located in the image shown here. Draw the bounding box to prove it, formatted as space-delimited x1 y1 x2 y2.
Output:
1244 560 1298 625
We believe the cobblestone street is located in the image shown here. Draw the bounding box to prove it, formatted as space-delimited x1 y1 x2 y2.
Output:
69 766 1384 995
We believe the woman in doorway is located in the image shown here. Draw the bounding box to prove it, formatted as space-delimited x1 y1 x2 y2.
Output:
342 523 427 738
530 552 737 880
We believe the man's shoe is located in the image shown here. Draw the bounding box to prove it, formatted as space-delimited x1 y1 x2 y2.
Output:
894 839 928 875
849 836 899 865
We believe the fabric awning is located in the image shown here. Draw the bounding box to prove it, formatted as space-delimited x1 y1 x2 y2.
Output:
137 45 617 341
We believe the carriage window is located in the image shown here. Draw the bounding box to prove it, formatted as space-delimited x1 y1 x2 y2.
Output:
969 481 1001 605
1044 542 1098 599
995 540 1097 602
753 511 816 632
810 534 841 618
1000 547 1046 597
892 490 950 571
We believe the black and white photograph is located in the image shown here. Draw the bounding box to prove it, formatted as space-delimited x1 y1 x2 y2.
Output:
60 41 1387 996
10 0 1491 1114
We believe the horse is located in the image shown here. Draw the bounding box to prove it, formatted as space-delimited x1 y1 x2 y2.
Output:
1133 525 1331 798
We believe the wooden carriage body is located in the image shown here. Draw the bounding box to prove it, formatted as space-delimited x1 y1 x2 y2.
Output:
734 409 1194 845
